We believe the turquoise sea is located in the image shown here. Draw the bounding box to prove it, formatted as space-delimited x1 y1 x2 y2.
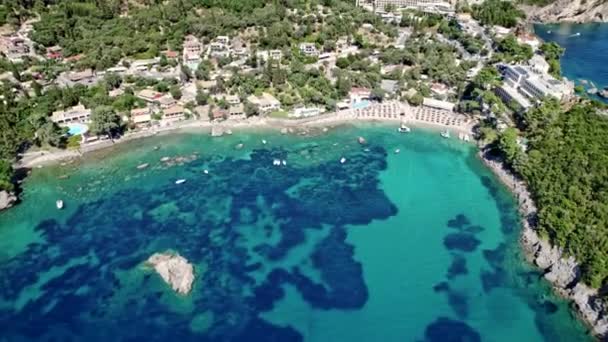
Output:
0 124 592 341
535 23 608 101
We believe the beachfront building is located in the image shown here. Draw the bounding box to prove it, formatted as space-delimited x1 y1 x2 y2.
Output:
229 104 245 116
162 105 185 122
51 104 92 124
247 93 281 114
46 46 62 60
183 35 203 70
349 87 371 103
158 95 177 109
496 64 574 110
422 98 456 112
130 107 153 127
290 107 323 118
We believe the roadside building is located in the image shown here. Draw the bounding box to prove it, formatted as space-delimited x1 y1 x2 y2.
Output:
182 35 203 70
136 89 164 103
290 107 323 118
257 50 283 62
247 93 281 113
158 95 177 109
430 82 450 98
299 43 319 57
212 108 228 121
162 105 185 122
0 36 30 60
229 103 245 116
64 69 96 86
51 104 91 124
130 107 152 127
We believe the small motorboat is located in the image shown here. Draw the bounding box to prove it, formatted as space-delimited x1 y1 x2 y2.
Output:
203 169 209 174
273 159 281 166
136 163 149 170
175 179 187 185
358 137 367 144
56 200 64 210
394 149 401 154
262 139 267 145
340 157 346 164
282 160 287 166
398 123 411 133
441 130 450 139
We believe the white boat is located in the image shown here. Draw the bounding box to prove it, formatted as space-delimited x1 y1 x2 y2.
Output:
340 157 346 164
282 160 287 166
394 149 400 154
203 169 209 174
175 179 187 185
441 130 450 139
262 139 267 145
398 123 411 133
56 200 64 210
273 159 281 166
464 134 470 142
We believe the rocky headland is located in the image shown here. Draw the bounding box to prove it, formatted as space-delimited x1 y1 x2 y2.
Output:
0 190 17 211
146 252 195 295
524 0 608 23
480 149 608 338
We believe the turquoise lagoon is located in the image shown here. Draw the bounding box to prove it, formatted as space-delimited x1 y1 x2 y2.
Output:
0 124 592 341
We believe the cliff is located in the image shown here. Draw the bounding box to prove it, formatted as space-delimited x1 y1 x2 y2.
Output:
480 150 608 338
0 190 17 211
524 0 608 23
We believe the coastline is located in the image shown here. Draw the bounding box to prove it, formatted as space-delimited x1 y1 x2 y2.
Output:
17 104 475 169
479 148 608 339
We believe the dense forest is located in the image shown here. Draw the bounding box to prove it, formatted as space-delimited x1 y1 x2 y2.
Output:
492 99 608 290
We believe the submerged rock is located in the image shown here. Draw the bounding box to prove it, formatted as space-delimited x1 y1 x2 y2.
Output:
0 190 16 211
146 252 195 295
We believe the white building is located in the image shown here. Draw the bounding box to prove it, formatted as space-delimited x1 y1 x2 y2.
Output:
422 98 455 112
299 43 319 56
363 0 454 14
130 107 152 126
183 35 203 70
499 64 574 105
290 107 323 118
51 104 92 124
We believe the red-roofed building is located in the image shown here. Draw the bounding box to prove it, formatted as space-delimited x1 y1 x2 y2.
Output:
46 46 63 60
349 87 371 103
162 50 178 59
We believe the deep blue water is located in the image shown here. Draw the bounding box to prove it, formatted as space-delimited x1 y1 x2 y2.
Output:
0 125 592 341
535 23 608 101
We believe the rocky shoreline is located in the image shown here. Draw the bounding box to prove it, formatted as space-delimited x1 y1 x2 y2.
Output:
146 252 195 295
479 149 608 339
523 0 608 23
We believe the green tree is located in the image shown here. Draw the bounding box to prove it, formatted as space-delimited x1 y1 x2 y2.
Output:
0 160 13 192
90 106 122 139
170 85 182 100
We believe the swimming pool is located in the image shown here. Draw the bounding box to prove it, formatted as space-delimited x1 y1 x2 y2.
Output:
352 100 370 109
67 123 89 136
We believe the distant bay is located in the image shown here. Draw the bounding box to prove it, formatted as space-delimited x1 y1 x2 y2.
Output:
535 23 608 101
0 125 592 341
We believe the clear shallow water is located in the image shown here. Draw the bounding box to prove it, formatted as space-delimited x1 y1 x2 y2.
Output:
0 124 592 341
535 23 608 102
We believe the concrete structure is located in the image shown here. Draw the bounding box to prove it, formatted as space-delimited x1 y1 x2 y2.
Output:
362 0 454 14
349 87 372 103
0 36 30 60
299 43 319 56
381 79 400 94
51 104 91 124
529 55 550 74
162 105 185 122
247 93 281 113
182 35 203 70
136 89 164 103
257 50 283 62
497 64 574 109
422 98 455 112
130 107 152 126
290 107 323 118
229 104 245 116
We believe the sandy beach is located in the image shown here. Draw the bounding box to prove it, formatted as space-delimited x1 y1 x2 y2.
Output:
18 102 477 169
